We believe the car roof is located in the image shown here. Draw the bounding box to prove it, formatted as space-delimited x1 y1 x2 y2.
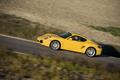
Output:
70 32 89 39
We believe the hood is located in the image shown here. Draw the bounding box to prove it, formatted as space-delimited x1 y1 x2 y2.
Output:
44 33 59 37
44 33 56 36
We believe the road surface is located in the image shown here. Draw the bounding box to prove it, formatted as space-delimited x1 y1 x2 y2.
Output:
0 34 120 66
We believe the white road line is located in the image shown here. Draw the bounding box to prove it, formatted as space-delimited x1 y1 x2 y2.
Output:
0 34 38 43
13 51 30 55
14 51 22 54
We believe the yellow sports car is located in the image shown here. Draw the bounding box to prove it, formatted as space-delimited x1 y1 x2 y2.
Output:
37 32 102 57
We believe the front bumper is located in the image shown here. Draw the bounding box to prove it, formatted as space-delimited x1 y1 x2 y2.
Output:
40 40 43 43
37 37 51 47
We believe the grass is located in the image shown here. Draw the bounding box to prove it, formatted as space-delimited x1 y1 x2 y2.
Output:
0 45 120 80
88 25 120 37
0 45 84 80
0 13 65 40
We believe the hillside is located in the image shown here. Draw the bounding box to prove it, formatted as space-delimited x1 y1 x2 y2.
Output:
0 45 120 80
0 0 120 45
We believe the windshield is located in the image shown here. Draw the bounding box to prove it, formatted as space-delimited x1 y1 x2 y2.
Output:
59 32 72 38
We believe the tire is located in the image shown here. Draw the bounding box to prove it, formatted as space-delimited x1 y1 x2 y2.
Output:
85 47 96 57
50 40 60 50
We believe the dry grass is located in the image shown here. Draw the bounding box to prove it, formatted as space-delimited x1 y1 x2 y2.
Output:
0 0 120 27
0 0 120 46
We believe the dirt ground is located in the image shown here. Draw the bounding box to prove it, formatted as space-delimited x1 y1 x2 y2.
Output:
0 0 120 45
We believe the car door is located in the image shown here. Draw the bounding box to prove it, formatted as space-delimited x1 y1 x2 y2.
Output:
63 36 85 52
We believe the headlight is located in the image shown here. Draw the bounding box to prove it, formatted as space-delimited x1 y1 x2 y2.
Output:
44 36 51 39
37 37 39 40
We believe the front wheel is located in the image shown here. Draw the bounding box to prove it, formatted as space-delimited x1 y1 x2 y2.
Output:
85 47 96 57
50 41 60 50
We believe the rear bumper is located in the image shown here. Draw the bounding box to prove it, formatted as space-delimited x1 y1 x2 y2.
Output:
96 48 102 55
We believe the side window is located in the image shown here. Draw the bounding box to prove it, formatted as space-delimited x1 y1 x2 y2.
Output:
79 37 87 42
71 36 87 42
71 36 79 41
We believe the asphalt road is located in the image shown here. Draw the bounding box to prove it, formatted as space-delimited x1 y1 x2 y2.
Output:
0 34 120 66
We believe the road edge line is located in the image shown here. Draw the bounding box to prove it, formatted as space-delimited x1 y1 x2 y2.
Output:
0 34 38 43
13 51 31 55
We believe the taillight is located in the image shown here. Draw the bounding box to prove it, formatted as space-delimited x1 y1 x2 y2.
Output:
98 46 102 49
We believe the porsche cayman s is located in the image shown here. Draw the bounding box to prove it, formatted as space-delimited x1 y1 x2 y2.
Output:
37 32 102 57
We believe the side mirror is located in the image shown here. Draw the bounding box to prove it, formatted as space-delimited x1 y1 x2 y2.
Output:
68 38 72 41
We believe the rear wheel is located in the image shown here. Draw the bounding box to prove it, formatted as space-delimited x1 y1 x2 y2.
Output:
85 47 96 57
50 40 60 50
